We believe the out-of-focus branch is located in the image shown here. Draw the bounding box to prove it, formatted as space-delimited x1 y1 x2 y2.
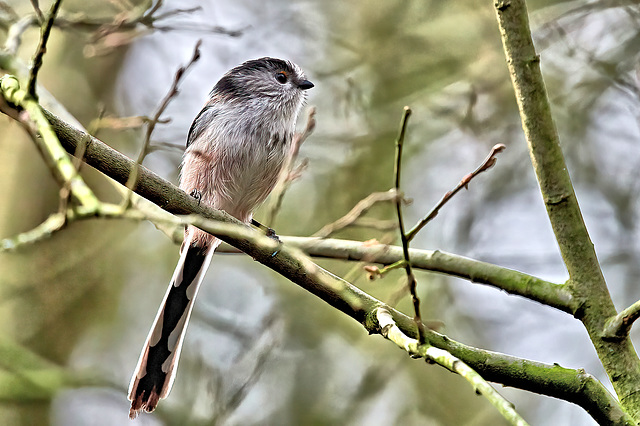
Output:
5 15 37 55
265 107 315 226
0 335 108 401
312 189 400 238
494 0 640 418
376 308 529 426
123 39 201 207
406 143 506 241
0 76 99 212
603 300 640 339
0 2 242 58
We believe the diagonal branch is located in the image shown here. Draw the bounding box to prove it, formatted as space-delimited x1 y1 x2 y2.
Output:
29 0 45 23
27 0 63 100
312 189 400 238
265 106 316 226
406 143 506 241
122 39 201 207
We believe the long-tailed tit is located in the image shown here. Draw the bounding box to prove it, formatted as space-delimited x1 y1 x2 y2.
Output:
128 57 313 418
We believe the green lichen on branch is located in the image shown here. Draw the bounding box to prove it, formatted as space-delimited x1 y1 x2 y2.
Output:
5 102 630 425
493 0 640 420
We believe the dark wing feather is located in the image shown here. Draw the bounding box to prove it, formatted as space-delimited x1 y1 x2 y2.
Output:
186 105 217 148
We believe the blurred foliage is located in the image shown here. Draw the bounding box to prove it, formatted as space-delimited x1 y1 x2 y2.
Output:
1 0 640 425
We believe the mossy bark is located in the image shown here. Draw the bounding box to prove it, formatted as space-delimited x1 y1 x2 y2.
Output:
494 0 640 421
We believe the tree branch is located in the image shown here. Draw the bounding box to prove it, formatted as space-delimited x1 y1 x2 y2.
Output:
266 106 316 225
376 308 529 426
603 300 640 339
122 39 201 207
0 76 99 212
406 143 506 242
392 106 426 342
312 190 400 238
281 236 574 313
422 325 634 426
494 0 640 418
2 105 624 425
27 0 63 100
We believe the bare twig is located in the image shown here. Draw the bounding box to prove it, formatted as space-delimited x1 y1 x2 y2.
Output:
313 189 401 238
145 141 185 154
27 0 63 100
122 39 201 208
4 3 241 58
29 0 44 23
347 217 397 232
406 143 506 242
392 106 425 343
266 107 316 225
376 308 529 426
5 15 37 55
78 3 240 57
90 114 150 130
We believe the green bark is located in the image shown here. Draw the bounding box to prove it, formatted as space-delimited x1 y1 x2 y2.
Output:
494 0 640 420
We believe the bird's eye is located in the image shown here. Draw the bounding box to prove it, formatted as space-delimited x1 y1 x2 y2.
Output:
275 72 288 84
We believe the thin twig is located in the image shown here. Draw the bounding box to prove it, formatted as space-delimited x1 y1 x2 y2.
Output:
30 0 44 23
122 39 201 208
392 106 425 343
91 114 168 131
347 217 397 232
406 143 506 242
27 0 63 100
313 189 401 238
266 107 316 226
376 308 530 426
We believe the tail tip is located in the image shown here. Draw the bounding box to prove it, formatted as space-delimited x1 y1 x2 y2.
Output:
129 389 161 420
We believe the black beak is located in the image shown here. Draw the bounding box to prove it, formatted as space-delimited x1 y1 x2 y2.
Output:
298 79 314 90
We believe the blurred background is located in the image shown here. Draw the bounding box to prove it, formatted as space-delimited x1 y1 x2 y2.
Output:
1 0 640 425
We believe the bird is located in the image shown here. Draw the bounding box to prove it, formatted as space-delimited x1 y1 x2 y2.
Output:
128 57 313 419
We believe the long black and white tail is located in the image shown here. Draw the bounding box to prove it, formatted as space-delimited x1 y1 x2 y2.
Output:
128 234 218 419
